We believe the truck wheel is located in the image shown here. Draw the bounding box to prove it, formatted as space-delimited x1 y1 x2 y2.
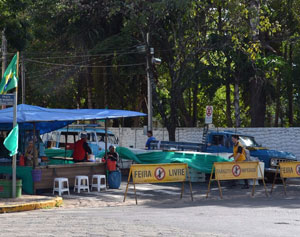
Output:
265 173 277 183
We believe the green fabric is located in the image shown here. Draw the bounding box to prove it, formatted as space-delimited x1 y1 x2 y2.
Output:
0 166 33 194
116 146 231 174
0 53 18 94
4 124 19 156
48 158 74 165
45 148 73 158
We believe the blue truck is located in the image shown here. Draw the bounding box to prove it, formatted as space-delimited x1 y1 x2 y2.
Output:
150 130 298 181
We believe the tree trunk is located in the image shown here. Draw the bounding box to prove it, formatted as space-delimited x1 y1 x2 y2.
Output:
226 79 233 127
274 75 281 127
192 85 198 127
287 43 293 126
167 88 178 141
233 79 241 127
86 66 93 109
250 77 266 127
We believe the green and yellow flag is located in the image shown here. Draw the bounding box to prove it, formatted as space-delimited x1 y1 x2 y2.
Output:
3 124 19 156
0 53 18 94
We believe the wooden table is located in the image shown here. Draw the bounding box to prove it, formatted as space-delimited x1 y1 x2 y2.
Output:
33 162 105 193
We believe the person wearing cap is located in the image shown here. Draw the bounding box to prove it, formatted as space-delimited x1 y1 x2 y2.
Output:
73 133 92 162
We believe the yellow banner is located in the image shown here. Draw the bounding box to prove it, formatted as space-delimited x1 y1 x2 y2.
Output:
214 162 259 180
130 163 187 184
279 162 300 178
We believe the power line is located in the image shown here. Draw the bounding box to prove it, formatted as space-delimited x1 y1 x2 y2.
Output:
25 58 146 68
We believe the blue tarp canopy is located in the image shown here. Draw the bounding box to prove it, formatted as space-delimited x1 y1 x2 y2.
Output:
0 104 146 134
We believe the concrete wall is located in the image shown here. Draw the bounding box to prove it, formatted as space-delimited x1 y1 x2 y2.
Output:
108 127 300 159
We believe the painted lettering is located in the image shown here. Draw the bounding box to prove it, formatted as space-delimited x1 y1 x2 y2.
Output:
169 168 185 176
134 170 152 178
281 167 293 173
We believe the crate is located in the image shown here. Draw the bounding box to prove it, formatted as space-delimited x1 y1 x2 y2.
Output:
187 167 206 182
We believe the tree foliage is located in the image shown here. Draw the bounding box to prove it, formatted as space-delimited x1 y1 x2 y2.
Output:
1 0 300 140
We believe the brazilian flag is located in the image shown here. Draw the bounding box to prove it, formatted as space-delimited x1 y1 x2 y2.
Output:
0 53 18 94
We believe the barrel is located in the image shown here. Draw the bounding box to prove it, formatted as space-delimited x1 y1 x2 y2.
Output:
108 171 121 189
0 179 22 198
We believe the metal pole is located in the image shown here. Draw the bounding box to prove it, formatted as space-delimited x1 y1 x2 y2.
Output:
1 30 7 77
1 30 7 110
12 90 17 198
105 119 108 158
21 52 25 104
146 32 153 131
12 52 19 198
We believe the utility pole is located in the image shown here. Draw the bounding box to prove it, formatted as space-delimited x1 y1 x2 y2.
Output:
1 30 7 77
146 32 153 132
1 30 7 110
21 52 25 104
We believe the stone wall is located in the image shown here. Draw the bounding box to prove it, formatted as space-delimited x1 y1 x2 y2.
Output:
108 127 300 159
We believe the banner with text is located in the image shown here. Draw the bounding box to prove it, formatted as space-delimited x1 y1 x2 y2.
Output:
279 162 300 178
130 163 187 184
214 161 259 180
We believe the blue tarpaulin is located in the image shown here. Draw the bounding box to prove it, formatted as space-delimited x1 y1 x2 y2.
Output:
0 104 146 134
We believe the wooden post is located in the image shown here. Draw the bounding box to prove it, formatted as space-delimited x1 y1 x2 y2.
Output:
186 166 193 201
270 166 279 194
206 165 215 198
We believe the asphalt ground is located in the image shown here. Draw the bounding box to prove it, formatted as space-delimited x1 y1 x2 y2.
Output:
1 178 300 236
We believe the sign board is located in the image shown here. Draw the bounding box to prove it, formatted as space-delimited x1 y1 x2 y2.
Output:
0 94 14 106
271 162 300 195
124 163 193 204
279 162 300 178
205 106 213 124
215 162 259 180
206 161 268 199
130 163 187 184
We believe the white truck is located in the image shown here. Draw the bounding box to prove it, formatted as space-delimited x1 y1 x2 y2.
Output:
42 125 119 157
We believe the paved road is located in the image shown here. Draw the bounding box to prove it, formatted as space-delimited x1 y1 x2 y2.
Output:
1 181 300 236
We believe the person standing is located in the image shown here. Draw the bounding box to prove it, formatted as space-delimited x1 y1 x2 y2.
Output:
24 140 38 166
145 130 156 150
106 145 119 172
73 133 92 162
228 134 249 189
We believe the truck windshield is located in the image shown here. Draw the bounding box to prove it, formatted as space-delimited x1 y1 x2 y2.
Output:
239 136 259 147
96 133 118 144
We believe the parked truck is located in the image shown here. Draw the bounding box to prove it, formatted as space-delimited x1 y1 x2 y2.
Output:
150 130 298 181
42 125 119 157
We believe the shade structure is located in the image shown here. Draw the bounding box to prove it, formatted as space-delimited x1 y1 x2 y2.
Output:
0 104 146 134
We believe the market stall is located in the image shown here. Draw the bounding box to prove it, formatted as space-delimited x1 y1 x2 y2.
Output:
0 104 146 194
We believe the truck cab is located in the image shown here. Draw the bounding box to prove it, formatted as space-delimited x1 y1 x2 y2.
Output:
42 126 119 157
204 131 298 176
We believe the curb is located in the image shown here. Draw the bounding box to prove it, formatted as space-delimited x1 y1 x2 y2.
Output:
0 197 63 214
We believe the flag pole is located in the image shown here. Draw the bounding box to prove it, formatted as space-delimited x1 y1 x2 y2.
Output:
12 52 19 198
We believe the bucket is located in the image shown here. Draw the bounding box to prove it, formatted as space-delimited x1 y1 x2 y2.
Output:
0 179 22 198
88 154 95 162
31 169 42 182
108 171 121 189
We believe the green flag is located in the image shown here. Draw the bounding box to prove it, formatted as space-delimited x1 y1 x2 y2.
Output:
0 53 18 94
3 124 19 156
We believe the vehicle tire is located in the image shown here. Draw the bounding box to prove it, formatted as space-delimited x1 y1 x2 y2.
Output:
265 172 281 183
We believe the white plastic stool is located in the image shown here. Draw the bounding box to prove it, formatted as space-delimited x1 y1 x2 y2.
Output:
74 175 90 193
53 177 70 196
91 174 106 192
